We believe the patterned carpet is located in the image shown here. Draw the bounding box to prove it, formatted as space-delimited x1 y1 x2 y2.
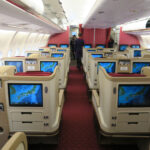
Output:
29 66 138 150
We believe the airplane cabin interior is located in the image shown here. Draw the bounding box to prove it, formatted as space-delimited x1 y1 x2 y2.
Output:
1 0 150 150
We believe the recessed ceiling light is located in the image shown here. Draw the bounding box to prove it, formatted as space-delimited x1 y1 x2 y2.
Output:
98 11 104 14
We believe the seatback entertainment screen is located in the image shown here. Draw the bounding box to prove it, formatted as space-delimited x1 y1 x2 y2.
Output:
118 84 150 107
8 84 43 107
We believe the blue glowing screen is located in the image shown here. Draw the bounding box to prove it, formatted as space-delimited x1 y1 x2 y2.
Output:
40 61 58 73
96 45 105 48
132 62 150 73
119 45 128 51
51 53 64 58
60 45 68 48
118 85 150 107
5 61 23 73
57 49 66 52
131 45 140 48
84 45 92 48
8 84 43 107
97 62 115 73
88 50 96 52
72 32 77 36
134 50 141 57
91 54 103 58
48 44 57 47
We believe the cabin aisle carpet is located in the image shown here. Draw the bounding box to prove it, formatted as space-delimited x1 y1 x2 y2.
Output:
56 66 100 150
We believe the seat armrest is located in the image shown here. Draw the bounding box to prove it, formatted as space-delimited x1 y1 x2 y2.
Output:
92 90 100 107
59 89 64 107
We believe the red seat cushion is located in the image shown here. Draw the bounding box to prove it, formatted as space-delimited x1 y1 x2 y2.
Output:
109 73 145 77
15 71 52 76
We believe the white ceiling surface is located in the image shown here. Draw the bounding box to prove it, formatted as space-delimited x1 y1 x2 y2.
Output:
83 0 150 28
60 0 96 25
0 0 64 34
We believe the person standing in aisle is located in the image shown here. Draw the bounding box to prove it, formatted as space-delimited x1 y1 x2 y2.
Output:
70 35 76 59
75 33 84 70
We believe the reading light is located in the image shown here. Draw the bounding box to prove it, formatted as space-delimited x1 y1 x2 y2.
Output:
20 0 44 14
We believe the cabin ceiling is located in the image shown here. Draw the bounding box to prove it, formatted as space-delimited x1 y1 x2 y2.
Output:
2 0 150 31
83 0 150 28
59 0 96 25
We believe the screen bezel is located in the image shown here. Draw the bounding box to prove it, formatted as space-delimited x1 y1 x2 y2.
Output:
96 44 106 48
119 44 128 51
59 44 69 48
84 44 92 48
40 61 58 73
51 53 64 57
5 61 23 73
118 84 150 107
130 44 140 48
8 83 43 107
48 44 57 47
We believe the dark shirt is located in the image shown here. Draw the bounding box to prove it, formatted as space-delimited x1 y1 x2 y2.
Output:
75 38 84 59
70 38 76 51
108 39 114 48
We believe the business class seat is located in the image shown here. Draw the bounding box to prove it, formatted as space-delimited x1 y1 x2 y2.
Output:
25 53 68 89
82 48 97 73
113 50 129 59
85 53 104 90
56 48 70 74
128 48 143 58
88 57 118 90
92 66 150 148
25 51 40 57
2 57 25 73
50 52 68 86
2 132 28 150
0 66 16 149
1 66 64 144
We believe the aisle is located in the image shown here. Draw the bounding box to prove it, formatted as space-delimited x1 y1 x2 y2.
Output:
56 66 100 150
29 66 138 150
